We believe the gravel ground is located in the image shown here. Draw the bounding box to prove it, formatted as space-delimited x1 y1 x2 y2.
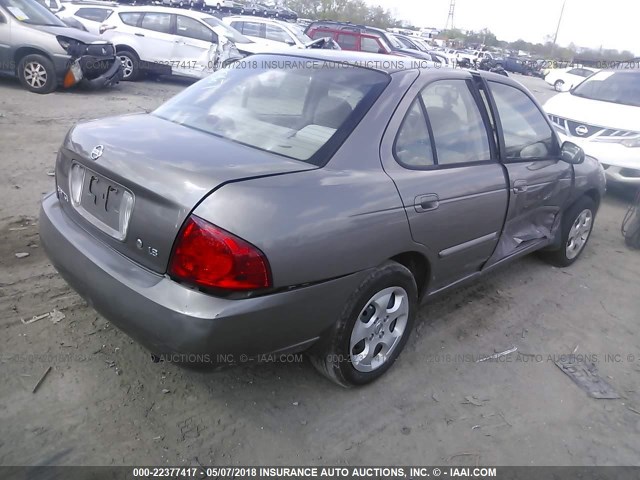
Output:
1 72 640 467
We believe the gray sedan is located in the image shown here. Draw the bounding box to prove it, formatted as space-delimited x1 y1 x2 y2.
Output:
40 51 606 387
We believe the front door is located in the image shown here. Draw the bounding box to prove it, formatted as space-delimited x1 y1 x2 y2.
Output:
136 12 176 65
482 78 573 266
173 15 216 78
381 76 509 289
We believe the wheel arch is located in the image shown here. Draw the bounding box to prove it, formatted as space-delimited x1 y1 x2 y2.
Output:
583 188 601 211
115 44 140 58
13 47 54 74
390 251 431 298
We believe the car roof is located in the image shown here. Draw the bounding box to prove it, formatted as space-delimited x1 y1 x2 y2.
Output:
65 1 119 8
224 15 294 27
113 5 214 19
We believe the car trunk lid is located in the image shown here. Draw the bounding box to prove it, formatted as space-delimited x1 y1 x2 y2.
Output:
56 113 316 273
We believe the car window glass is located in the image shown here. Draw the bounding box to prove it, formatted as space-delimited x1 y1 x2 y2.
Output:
241 21 261 37
394 99 435 168
245 73 310 116
567 68 581 75
489 81 556 160
176 15 212 42
229 20 243 32
119 12 142 26
265 23 290 43
361 36 381 53
154 64 388 163
420 80 491 165
76 7 111 22
140 12 172 34
336 33 357 50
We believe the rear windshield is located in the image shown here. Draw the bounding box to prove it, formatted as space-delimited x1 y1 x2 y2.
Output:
153 56 389 165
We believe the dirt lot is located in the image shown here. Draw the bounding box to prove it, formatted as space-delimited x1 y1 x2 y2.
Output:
1 73 640 467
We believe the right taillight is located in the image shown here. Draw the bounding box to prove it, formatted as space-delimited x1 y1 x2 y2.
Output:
168 215 271 291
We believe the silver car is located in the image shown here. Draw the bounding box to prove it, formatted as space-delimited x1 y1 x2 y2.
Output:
40 51 606 386
0 0 121 93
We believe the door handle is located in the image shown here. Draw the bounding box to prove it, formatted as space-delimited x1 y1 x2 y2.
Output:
415 194 439 212
512 180 528 194
135 33 145 37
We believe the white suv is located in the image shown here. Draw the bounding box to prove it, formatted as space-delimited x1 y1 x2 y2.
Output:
545 69 640 185
222 15 310 48
97 6 277 80
57 2 119 34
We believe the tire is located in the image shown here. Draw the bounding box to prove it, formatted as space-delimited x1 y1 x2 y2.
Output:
540 196 596 267
17 54 57 94
308 261 417 387
554 79 565 92
117 50 140 81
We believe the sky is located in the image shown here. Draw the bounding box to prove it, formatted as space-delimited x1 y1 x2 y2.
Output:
364 0 639 54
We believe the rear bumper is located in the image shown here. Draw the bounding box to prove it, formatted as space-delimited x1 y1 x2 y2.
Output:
40 193 368 359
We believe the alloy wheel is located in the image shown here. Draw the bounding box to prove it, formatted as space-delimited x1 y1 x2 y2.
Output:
118 55 134 79
566 209 593 260
350 287 409 372
24 62 47 89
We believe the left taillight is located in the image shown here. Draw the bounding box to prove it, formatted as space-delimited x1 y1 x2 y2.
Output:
168 215 271 291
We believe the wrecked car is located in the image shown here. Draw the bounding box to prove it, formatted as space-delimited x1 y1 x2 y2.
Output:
0 0 122 93
98 6 286 81
40 51 606 387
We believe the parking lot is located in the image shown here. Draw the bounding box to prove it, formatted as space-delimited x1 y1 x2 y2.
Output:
1 72 640 467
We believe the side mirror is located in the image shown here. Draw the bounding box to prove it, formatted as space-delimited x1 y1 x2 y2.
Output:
285 39 295 46
561 141 585 165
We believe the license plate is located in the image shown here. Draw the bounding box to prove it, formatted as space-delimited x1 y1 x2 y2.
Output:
73 165 134 240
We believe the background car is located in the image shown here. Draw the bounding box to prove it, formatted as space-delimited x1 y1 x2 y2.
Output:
545 66 598 92
545 69 640 185
0 0 121 93
223 15 310 48
98 6 279 80
306 21 391 54
56 2 119 34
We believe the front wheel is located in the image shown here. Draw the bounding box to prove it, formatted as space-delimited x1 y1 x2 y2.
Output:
309 261 417 387
554 79 565 92
540 196 596 267
117 50 140 81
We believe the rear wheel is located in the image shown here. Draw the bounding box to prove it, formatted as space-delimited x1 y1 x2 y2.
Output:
554 79 565 92
540 196 596 267
309 261 417 387
17 54 57 94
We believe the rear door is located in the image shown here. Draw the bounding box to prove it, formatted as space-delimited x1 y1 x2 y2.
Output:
482 77 572 266
381 74 509 289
